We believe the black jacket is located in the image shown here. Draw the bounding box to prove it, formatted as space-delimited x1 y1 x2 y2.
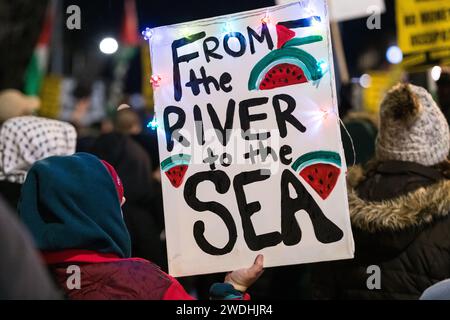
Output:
313 160 450 300
90 133 165 267
0 180 21 210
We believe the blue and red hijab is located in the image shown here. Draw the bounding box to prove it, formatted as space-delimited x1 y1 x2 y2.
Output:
18 152 131 258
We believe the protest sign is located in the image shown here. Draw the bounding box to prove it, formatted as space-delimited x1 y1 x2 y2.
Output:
397 0 450 70
397 0 450 55
147 0 354 277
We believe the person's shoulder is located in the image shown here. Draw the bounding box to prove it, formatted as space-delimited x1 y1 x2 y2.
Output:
72 259 174 300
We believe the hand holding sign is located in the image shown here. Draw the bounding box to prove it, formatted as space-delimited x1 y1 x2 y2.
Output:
225 254 264 292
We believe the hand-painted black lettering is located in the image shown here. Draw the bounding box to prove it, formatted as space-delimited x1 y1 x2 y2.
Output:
203 36 223 62
280 169 343 246
247 23 274 54
233 170 282 251
184 171 237 255
223 32 246 57
239 97 271 140
163 106 190 152
207 99 235 146
273 94 306 138
172 32 206 101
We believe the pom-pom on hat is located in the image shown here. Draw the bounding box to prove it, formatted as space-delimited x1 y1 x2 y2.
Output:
376 83 450 166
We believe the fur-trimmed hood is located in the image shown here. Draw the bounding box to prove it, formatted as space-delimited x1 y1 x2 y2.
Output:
347 166 450 233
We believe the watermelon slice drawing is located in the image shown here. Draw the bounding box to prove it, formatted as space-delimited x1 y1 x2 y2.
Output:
248 23 327 91
291 151 341 200
161 154 191 188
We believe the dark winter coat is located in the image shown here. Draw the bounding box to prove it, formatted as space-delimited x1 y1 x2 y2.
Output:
0 180 21 210
90 133 165 265
312 160 450 300
43 250 193 300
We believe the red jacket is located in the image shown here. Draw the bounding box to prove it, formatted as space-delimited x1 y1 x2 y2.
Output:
43 250 194 300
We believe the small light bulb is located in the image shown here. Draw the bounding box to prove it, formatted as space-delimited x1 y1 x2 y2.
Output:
223 21 233 33
150 74 162 87
261 13 270 25
147 117 159 130
142 28 153 41
317 60 328 75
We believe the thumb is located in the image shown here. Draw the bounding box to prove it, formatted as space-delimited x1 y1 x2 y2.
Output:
248 254 264 276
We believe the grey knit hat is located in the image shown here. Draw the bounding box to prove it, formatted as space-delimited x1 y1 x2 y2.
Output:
376 83 450 166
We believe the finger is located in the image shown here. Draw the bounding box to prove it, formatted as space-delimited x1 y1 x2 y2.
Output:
248 254 264 276
254 254 264 267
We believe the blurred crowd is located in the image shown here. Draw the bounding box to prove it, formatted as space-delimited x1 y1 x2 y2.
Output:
0 69 450 300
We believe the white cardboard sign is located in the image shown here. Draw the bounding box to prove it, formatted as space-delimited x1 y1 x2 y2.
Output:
148 0 354 277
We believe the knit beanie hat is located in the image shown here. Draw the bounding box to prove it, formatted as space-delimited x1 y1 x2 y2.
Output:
18 153 131 258
376 83 450 166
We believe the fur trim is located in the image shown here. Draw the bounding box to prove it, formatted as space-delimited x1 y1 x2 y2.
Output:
347 165 365 188
348 178 450 233
382 83 421 124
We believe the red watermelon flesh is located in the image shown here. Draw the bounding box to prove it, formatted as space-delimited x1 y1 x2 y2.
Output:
259 63 307 90
299 163 340 200
165 165 188 188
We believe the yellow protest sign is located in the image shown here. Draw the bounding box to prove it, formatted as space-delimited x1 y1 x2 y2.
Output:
38 74 62 119
396 0 450 54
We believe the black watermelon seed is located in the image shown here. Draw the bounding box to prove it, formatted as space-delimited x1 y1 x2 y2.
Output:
297 76 302 80
284 79 288 83
287 68 290 74
292 71 296 76
319 179 323 185
308 175 314 181
328 172 333 178
327 184 331 189
315 168 318 173
269 74 273 78
279 68 282 72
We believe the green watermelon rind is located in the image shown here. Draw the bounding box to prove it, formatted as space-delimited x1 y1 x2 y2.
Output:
248 47 323 91
291 151 341 172
282 35 323 48
161 154 191 171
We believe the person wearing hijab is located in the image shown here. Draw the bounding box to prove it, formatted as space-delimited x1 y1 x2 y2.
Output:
18 153 263 300
0 116 76 209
